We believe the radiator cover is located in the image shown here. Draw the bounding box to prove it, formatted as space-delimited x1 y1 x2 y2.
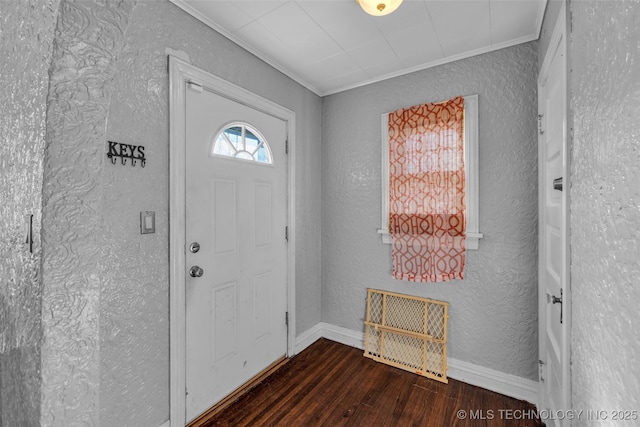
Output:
364 289 449 383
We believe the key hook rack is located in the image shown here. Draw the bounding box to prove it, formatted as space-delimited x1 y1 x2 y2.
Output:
107 141 146 167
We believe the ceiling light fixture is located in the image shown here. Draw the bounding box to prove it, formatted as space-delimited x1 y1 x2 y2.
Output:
357 0 403 16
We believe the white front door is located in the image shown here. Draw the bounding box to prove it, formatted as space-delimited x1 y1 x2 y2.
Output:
538 5 570 425
184 84 288 422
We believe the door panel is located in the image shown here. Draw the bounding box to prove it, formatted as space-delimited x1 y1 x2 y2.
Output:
538 8 570 426
255 182 273 247
213 282 237 363
213 179 237 254
185 86 288 422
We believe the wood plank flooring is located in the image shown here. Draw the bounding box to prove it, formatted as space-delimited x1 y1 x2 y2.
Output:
201 339 543 427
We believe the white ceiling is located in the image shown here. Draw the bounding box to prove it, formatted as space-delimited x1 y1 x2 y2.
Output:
170 0 547 96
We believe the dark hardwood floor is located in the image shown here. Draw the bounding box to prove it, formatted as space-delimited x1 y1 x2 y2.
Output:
202 338 543 427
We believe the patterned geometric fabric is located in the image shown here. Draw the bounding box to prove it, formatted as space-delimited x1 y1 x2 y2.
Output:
388 96 466 282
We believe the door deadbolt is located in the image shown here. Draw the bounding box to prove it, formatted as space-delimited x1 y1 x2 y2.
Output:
189 242 200 253
553 177 563 191
189 266 204 278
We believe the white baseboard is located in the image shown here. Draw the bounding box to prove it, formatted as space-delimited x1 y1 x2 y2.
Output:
295 322 538 406
447 358 538 404
319 322 365 349
294 322 323 354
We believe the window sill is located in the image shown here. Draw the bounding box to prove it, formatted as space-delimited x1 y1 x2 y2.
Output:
377 230 483 250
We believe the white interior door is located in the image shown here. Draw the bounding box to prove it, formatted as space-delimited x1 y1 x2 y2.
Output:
538 6 570 426
184 84 288 422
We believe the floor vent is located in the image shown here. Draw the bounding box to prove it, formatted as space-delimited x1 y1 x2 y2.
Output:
364 288 449 383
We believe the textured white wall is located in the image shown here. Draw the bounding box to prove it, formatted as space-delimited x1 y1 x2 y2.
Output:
41 1 137 424
569 0 640 419
0 1 59 425
322 43 540 381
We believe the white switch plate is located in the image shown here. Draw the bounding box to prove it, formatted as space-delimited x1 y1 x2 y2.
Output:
140 211 155 234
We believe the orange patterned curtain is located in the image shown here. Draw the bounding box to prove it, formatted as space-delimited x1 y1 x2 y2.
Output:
388 96 466 282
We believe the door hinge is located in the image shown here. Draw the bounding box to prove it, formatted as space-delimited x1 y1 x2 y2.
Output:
538 114 544 134
285 311 289 327
285 138 289 154
285 226 289 242
538 359 545 383
569 10 573 33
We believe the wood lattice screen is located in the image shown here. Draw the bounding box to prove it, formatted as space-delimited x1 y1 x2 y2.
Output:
364 289 449 383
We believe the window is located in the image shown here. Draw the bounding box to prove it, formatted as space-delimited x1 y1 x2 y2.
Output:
378 95 482 250
212 122 273 165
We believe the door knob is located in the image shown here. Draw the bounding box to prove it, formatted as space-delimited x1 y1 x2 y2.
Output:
189 265 204 278
547 289 563 324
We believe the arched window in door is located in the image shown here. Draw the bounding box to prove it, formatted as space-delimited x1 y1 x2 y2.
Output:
212 122 273 165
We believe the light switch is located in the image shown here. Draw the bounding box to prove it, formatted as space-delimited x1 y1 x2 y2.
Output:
140 211 155 234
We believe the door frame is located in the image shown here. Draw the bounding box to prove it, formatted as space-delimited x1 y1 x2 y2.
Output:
537 1 570 419
168 56 296 426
